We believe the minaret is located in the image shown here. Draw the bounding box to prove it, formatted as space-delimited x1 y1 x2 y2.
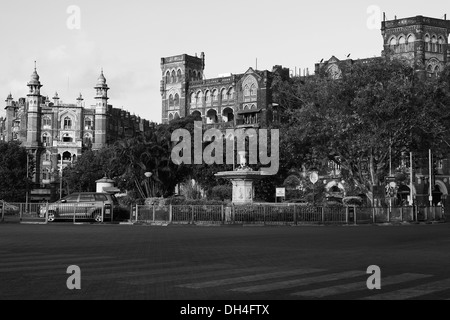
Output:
25 62 42 148
53 92 60 105
4 93 14 142
76 93 84 107
93 69 109 150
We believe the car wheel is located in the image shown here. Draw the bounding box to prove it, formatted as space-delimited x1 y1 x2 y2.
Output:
47 212 56 222
94 211 103 223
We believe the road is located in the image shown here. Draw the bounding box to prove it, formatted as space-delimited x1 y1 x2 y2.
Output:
0 222 449 304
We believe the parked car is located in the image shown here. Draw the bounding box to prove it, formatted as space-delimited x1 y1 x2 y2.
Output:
39 192 129 222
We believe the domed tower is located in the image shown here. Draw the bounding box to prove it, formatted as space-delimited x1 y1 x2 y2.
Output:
25 62 42 148
93 69 109 150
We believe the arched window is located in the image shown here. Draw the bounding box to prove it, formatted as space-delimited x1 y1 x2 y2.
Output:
166 71 170 83
244 85 250 97
190 92 196 106
42 133 50 146
197 91 203 105
169 94 174 108
389 37 397 51
42 116 51 128
212 89 218 102
434 65 440 77
193 71 198 80
174 112 180 120
427 64 433 78
177 69 182 82
221 89 227 102
438 36 445 53
407 34 415 51
424 34 431 51
205 90 211 104
62 151 72 161
174 93 180 106
62 133 73 142
168 113 174 121
84 117 93 130
250 84 257 96
63 117 72 130
171 70 176 83
431 35 437 52
228 88 234 100
398 36 406 52
42 152 51 162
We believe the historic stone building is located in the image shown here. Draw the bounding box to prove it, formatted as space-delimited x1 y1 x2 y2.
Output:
316 15 450 80
160 52 289 127
2 67 152 201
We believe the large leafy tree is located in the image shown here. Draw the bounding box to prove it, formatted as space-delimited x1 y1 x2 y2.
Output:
0 141 33 202
275 60 450 204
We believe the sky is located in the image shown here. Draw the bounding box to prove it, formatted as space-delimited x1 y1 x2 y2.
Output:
0 0 448 123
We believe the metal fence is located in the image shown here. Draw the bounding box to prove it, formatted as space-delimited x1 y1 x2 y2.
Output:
133 204 446 225
2 201 446 225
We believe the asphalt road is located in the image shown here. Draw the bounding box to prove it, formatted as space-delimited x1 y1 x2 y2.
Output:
1 222 450 303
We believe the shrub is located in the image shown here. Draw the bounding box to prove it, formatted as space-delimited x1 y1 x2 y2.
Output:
211 185 232 201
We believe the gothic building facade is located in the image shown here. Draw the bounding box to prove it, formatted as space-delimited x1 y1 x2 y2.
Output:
2 67 152 201
316 15 450 79
160 53 289 127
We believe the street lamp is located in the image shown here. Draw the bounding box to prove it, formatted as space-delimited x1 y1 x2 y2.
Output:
144 172 153 198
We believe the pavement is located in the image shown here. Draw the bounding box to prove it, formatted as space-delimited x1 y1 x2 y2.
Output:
1 222 450 305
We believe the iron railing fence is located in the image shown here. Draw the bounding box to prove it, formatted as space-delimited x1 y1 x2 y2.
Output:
2 201 445 225
133 204 446 225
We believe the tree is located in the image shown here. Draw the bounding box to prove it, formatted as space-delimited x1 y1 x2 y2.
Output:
0 141 32 202
275 59 450 204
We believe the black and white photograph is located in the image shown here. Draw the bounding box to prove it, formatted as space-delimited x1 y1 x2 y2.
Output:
1 0 450 312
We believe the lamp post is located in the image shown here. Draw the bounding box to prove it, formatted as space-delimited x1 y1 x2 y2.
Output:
144 172 153 198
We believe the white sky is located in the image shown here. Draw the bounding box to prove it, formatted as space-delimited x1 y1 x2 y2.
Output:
0 0 448 123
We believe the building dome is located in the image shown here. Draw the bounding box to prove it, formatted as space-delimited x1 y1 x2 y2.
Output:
28 66 41 86
96 69 108 87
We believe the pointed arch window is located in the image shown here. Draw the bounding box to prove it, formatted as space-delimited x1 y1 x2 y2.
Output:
171 70 176 83
84 117 93 130
169 94 174 108
212 89 218 102
177 69 182 82
166 71 171 83
42 132 50 146
174 93 180 106
398 36 406 53
424 35 431 51
63 117 72 130
431 35 437 52
221 89 227 102
205 90 211 104
407 34 415 51
42 116 51 128
438 36 445 53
